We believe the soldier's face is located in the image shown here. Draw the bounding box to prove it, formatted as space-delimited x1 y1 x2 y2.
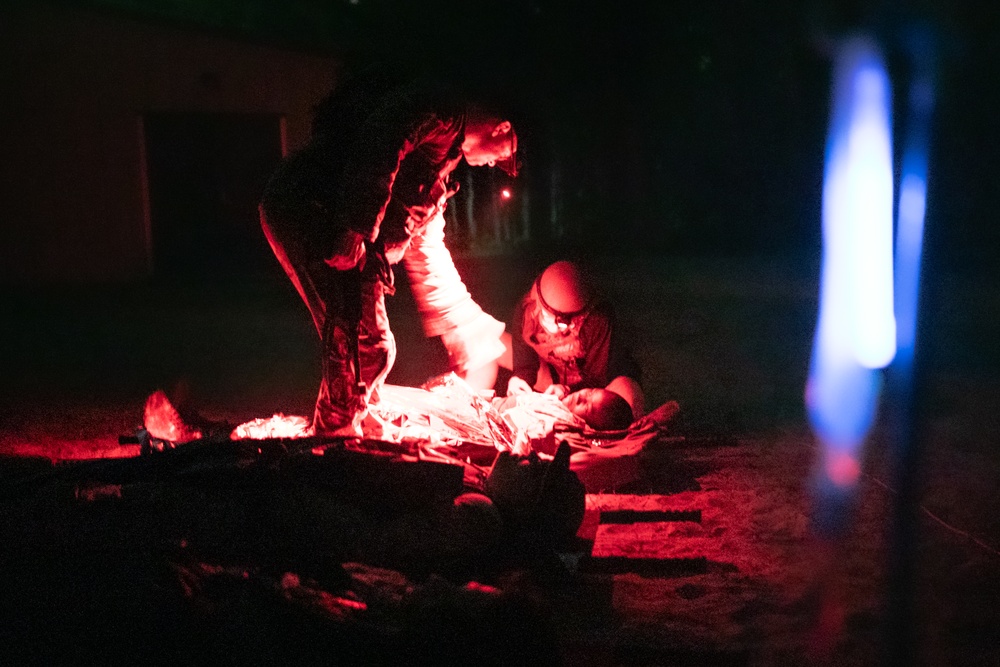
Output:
537 304 565 334
536 300 585 335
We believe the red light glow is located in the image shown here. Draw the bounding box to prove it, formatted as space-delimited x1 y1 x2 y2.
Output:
501 188 512 200
824 450 861 488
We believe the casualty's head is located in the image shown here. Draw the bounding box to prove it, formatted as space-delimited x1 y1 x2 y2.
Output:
462 104 518 176
562 388 634 431
533 261 595 334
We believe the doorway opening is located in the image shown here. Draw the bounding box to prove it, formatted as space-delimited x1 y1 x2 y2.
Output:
143 112 284 280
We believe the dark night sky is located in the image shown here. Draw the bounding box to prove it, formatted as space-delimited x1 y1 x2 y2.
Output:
83 0 1000 270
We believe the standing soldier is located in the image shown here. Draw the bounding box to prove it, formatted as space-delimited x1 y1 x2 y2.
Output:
259 73 519 436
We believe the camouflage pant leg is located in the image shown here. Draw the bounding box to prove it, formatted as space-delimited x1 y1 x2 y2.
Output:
314 265 395 435
312 308 368 435
357 265 396 405
260 205 374 435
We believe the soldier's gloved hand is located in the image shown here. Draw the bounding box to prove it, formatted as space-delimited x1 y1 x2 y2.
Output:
506 376 533 396
427 178 460 210
406 179 460 226
543 383 571 400
325 229 366 271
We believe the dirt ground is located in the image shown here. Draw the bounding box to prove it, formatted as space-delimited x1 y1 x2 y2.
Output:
2 254 999 665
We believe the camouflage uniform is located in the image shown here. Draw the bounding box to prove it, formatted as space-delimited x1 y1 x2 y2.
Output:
260 78 504 435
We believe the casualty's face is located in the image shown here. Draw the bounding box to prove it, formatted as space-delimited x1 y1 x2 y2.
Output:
563 387 633 430
562 388 601 420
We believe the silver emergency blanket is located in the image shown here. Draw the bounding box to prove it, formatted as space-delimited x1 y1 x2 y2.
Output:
367 373 587 456
226 373 586 456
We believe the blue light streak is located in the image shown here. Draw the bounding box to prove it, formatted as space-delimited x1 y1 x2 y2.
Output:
894 74 934 361
820 40 897 371
808 36 896 500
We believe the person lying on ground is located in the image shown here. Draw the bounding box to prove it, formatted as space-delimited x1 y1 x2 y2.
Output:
144 378 643 452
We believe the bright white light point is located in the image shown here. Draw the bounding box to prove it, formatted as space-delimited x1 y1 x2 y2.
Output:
501 189 512 199
808 36 897 451
822 53 896 369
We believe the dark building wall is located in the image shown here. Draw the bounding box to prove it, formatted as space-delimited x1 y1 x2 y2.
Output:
0 2 340 283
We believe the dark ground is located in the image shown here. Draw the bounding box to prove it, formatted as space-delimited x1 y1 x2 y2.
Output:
2 253 1000 665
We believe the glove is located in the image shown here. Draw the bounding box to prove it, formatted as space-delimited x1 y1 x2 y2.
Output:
325 229 366 271
506 376 533 396
543 383 570 400
405 179 460 228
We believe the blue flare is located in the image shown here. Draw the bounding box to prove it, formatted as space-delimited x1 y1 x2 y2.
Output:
808 35 896 521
